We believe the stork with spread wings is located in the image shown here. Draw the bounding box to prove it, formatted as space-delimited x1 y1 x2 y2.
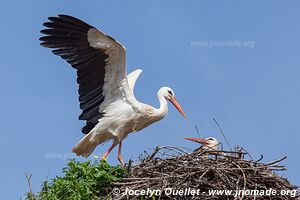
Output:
40 15 186 167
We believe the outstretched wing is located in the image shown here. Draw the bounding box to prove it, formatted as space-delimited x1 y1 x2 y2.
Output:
40 14 138 134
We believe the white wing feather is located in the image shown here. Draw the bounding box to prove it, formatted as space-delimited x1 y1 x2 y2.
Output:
127 69 143 91
87 29 141 114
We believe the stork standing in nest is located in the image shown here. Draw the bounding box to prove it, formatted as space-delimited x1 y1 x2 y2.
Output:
40 15 187 167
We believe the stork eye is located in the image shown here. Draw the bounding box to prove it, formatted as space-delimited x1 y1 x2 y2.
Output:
168 91 173 95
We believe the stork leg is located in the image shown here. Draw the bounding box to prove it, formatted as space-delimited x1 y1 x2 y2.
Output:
100 143 117 161
118 141 125 167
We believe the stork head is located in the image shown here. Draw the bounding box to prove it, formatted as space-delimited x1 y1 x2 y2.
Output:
159 87 187 119
184 137 220 150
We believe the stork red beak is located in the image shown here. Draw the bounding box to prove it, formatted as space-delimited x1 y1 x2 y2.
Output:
184 138 208 145
169 97 187 119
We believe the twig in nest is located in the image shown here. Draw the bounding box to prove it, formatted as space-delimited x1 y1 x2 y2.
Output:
213 118 233 151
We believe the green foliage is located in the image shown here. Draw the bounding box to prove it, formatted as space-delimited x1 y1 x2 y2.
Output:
26 159 127 200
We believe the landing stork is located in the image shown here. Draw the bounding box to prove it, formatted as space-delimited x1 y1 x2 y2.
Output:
40 15 187 167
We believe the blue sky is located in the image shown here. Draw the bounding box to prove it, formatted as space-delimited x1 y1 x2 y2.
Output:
0 1 299 199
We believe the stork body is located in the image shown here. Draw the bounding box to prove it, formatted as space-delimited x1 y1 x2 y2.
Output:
40 15 186 166
74 87 173 162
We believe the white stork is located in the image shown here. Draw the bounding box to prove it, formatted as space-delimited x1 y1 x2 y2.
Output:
40 15 187 167
184 137 220 151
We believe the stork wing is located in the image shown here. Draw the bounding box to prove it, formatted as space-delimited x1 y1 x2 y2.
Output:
40 14 138 134
127 69 142 91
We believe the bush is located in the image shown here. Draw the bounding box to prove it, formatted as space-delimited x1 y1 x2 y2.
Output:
26 159 127 200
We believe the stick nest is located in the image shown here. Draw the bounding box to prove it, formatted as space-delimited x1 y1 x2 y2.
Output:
110 146 299 200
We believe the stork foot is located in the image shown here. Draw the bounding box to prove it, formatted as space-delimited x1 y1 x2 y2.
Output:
100 143 117 162
118 155 125 168
100 155 107 161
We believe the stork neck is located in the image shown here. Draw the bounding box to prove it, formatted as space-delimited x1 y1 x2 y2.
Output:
156 90 168 119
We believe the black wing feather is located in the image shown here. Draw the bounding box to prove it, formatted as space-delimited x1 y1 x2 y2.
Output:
40 14 108 134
